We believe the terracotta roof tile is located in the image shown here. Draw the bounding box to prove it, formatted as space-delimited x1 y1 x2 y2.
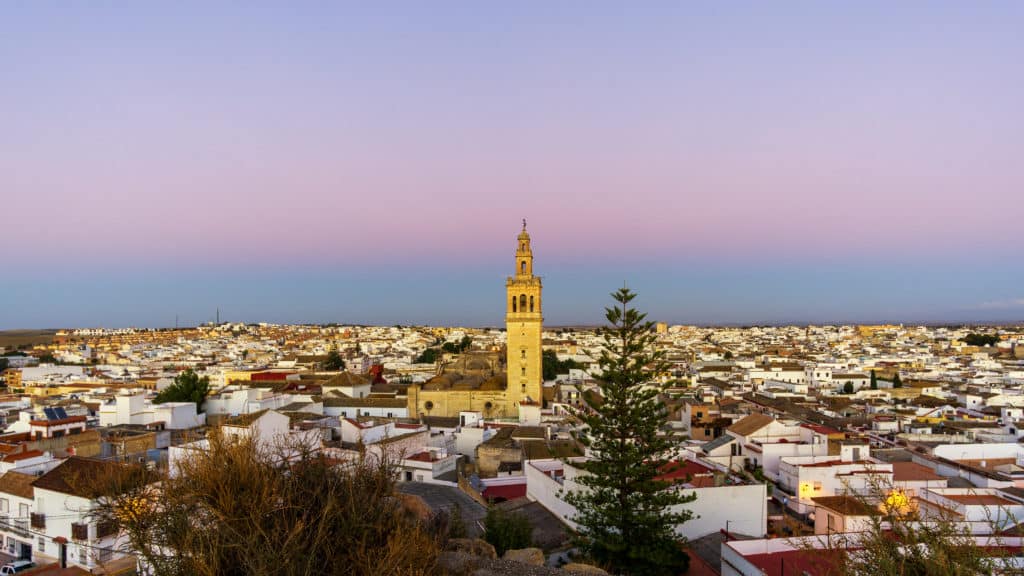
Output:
0 471 35 499
727 413 774 436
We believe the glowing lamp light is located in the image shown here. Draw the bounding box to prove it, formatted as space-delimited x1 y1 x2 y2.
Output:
885 489 910 512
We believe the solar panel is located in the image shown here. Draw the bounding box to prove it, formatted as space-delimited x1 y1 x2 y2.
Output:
43 407 58 421
54 407 68 420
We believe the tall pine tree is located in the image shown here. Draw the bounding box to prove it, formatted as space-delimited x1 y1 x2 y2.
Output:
565 288 694 576
870 370 878 390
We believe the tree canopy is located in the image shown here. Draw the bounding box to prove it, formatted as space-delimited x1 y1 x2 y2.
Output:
323 348 345 371
964 333 999 347
154 369 210 413
542 349 581 381
441 335 472 354
415 348 440 364
87 433 440 576
483 508 533 556
565 288 693 576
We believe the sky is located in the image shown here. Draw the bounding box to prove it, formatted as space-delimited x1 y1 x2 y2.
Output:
2 2 1022 329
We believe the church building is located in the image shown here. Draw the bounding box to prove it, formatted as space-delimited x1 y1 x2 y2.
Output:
407 221 544 419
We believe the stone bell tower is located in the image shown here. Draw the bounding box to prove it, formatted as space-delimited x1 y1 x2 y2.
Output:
506 220 543 405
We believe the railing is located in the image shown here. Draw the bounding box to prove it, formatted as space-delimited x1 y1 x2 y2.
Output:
96 520 117 539
0 517 29 537
72 522 89 541
30 513 45 529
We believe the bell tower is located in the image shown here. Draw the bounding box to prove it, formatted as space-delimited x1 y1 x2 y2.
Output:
506 220 543 406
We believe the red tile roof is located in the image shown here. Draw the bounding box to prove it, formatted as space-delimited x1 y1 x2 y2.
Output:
657 460 715 484
2 449 44 462
892 461 944 482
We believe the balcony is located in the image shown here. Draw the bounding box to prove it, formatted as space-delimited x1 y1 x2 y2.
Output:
30 513 45 529
72 522 88 541
96 520 117 539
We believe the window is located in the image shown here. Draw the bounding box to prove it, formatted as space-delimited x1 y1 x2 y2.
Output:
813 481 822 491
512 296 517 312
79 545 88 565
521 366 526 376
529 296 534 312
520 294 527 310
827 514 836 531
521 350 526 359
704 429 711 436
521 261 526 273
696 412 703 418
0 498 7 513
37 536 44 553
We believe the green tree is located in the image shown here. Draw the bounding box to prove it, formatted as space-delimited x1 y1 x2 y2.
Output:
441 336 472 355
0 358 8 372
843 381 854 395
893 372 903 388
155 369 211 413
415 348 440 364
565 288 693 576
483 508 533 556
324 348 345 371
870 370 878 390
542 350 582 381
964 333 999 347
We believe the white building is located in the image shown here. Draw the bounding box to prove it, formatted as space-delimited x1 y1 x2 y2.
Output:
525 458 767 540
98 393 206 430
30 457 135 570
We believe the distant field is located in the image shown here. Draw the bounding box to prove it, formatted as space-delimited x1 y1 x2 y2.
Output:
0 330 57 349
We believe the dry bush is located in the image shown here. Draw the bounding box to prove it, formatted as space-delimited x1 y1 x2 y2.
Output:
86 431 441 576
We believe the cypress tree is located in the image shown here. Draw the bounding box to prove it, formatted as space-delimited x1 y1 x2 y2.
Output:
893 372 903 388
870 370 878 390
565 288 693 576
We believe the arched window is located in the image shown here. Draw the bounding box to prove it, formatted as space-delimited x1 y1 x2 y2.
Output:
521 260 526 273
520 294 527 310
512 296 517 312
529 296 534 312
